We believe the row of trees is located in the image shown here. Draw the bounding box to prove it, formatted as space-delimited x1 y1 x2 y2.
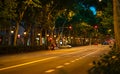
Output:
88 1 120 73
0 0 114 46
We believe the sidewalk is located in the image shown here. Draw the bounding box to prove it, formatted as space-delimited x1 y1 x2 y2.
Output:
0 45 110 57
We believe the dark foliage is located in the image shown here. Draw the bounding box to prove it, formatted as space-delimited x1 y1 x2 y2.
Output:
0 45 47 55
88 46 120 74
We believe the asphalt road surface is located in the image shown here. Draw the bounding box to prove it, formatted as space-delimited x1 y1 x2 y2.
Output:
0 45 110 74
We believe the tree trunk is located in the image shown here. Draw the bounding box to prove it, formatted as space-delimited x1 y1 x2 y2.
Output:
31 25 35 46
13 0 32 46
39 31 42 46
13 22 19 46
113 0 120 49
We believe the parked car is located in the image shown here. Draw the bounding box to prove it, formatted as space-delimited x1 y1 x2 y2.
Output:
59 45 72 49
102 41 109 45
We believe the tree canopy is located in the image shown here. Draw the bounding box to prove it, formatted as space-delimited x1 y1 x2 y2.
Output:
0 0 114 46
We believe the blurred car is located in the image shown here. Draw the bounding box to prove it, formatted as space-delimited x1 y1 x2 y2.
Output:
102 41 109 45
59 45 72 49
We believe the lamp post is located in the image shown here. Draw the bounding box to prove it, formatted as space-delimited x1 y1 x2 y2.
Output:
11 30 14 34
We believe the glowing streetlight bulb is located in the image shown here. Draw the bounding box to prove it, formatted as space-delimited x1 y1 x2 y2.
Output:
46 34 49 37
38 33 40 36
24 32 27 35
54 35 56 37
11 30 14 34
99 0 102 2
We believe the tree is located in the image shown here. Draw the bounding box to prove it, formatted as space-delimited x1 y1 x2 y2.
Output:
98 0 113 36
0 0 17 45
13 0 41 46
88 1 120 73
0 0 17 24
113 0 120 49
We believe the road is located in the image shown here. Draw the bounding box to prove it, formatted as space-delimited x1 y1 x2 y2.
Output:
0 45 110 74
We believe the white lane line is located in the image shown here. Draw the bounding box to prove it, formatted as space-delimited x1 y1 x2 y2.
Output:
45 69 55 73
56 65 64 69
75 59 79 61
45 50 98 73
71 60 75 63
89 63 93 66
0 57 57 71
64 63 70 65
80 50 98 58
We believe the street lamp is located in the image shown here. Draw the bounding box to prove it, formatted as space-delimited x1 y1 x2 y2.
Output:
37 33 40 36
54 35 56 38
99 0 102 2
46 34 49 37
24 32 27 35
11 30 14 34
10 30 14 45
23 32 27 46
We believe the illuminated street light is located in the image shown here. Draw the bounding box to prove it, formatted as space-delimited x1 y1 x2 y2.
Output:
99 0 102 2
71 37 73 39
11 30 14 34
24 32 27 35
54 35 56 38
38 33 40 36
46 34 49 37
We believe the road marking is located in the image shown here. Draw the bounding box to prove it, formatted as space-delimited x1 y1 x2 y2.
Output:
45 49 99 73
64 63 70 65
71 60 75 63
75 59 79 61
56 65 64 69
80 50 98 58
0 57 57 71
89 63 93 66
45 69 55 73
